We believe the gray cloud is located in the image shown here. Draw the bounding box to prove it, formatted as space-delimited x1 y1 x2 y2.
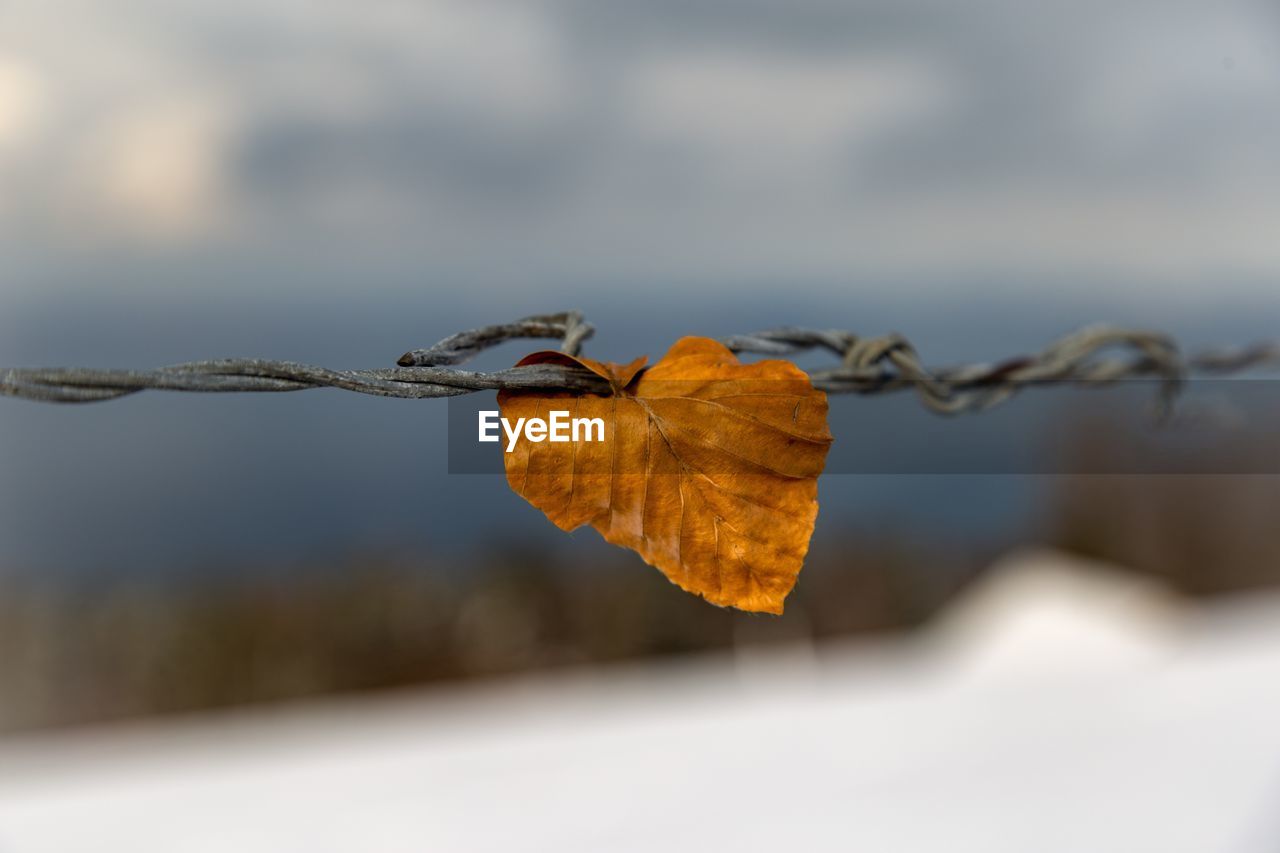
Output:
3 0 1280 291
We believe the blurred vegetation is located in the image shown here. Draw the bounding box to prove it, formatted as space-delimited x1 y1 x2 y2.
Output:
1050 423 1280 595
2 415 1276 732
0 534 983 731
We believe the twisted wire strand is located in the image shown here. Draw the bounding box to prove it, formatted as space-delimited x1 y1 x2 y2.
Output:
1 311 610 404
3 312 1278 414
722 325 1235 414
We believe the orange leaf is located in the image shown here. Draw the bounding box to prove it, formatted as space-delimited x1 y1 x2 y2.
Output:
497 337 832 614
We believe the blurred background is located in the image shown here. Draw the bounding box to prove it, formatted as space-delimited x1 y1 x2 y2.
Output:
1 1 1279 849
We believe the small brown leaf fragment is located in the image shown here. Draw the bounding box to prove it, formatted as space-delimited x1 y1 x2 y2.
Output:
497 337 832 614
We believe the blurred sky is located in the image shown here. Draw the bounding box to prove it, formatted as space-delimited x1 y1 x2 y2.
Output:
3 0 1280 290
1 0 1278 572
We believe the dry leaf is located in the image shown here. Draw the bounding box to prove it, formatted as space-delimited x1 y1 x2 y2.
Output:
497 337 832 614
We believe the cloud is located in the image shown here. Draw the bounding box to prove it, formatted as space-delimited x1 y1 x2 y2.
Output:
620 49 950 186
0 55 46 148
3 0 1280 292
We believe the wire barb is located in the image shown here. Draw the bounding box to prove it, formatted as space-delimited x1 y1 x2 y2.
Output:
2 312 1277 413
396 311 594 366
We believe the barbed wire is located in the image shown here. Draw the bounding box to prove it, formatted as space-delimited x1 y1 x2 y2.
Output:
724 326 1280 414
2 311 1277 414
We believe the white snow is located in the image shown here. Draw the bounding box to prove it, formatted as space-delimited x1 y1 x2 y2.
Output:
1 550 1279 853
